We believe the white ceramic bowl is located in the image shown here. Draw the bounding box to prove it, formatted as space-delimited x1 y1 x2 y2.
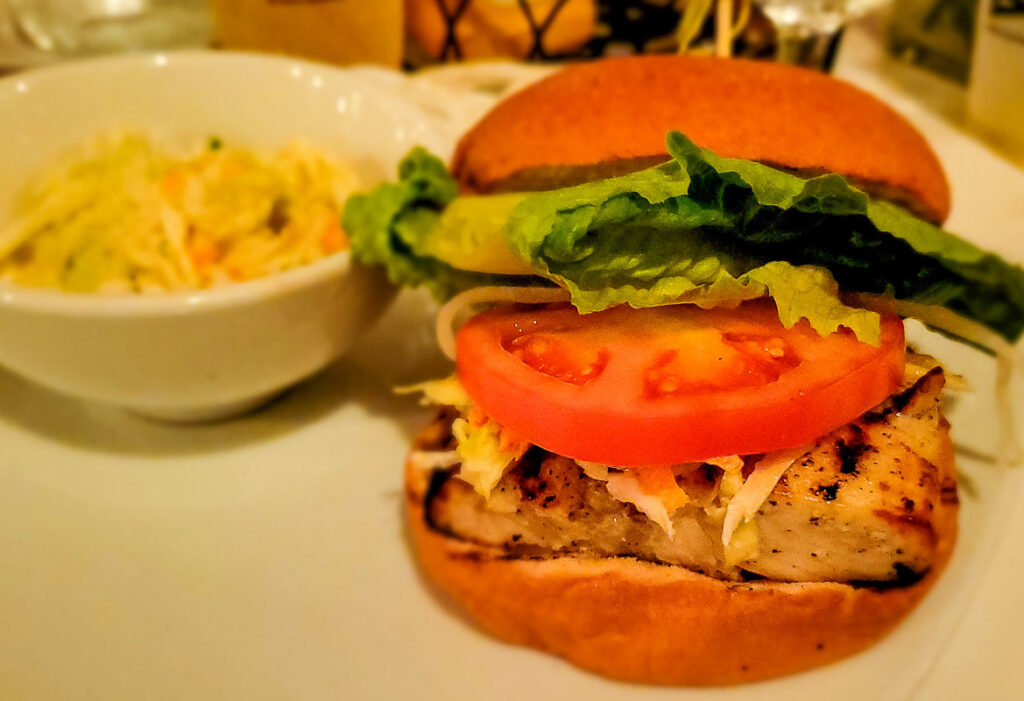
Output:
0 51 457 421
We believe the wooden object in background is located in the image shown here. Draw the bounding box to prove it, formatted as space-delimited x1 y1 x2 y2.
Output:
211 0 402 67
405 0 595 63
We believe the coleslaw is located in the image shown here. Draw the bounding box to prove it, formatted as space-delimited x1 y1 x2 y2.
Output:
0 133 360 293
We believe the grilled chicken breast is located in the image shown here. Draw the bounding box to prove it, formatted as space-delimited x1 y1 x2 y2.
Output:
421 369 957 583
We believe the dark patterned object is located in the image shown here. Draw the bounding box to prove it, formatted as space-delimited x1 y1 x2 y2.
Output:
582 0 685 57
515 0 575 59
409 0 776 65
582 0 775 59
993 0 1024 14
429 0 472 60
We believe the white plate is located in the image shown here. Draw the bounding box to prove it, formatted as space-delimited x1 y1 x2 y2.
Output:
2 48 1024 701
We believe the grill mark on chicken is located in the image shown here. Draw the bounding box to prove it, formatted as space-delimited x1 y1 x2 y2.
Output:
421 370 957 584
873 510 938 546
940 484 960 505
812 482 841 501
424 470 452 532
836 426 871 475
514 449 590 512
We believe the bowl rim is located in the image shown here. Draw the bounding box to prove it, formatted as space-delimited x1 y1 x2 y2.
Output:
0 49 412 319
0 47 405 97
0 251 357 317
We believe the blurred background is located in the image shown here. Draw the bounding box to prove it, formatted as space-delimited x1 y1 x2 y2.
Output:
0 0 1020 162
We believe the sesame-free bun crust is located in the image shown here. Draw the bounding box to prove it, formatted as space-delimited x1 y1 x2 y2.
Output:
452 55 950 224
406 452 956 686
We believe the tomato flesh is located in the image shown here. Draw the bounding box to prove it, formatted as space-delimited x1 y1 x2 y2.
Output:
455 301 905 467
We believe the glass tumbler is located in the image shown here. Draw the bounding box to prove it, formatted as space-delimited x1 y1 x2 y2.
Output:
8 0 212 57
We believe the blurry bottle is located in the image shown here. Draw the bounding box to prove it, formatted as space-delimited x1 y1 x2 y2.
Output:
756 0 893 69
211 0 402 67
967 0 1024 162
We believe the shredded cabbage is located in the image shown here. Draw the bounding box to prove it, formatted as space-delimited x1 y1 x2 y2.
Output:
724 520 760 568
407 450 461 471
721 447 807 548
0 133 360 293
399 374 525 496
604 472 682 537
396 374 472 410
579 462 699 537
451 416 527 498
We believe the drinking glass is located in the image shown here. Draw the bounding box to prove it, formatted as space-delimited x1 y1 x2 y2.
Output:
8 0 212 57
758 0 892 68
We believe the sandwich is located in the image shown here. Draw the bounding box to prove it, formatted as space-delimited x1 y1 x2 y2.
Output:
342 56 1024 685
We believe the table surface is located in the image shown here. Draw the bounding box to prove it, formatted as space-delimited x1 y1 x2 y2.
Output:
1 11 1022 700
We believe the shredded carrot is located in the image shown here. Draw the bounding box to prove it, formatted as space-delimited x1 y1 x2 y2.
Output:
467 406 488 428
467 405 528 455
497 425 528 455
188 234 221 270
320 220 348 254
159 170 186 200
632 465 690 511
218 158 246 179
632 465 676 493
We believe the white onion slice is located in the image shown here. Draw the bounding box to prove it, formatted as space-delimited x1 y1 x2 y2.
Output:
435 285 571 360
407 450 461 471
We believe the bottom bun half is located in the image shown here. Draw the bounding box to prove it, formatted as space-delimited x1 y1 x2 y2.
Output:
405 441 957 686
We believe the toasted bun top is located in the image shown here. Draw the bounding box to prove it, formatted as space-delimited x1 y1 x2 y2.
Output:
452 55 951 224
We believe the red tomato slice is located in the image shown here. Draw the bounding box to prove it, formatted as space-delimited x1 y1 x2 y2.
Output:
455 301 905 467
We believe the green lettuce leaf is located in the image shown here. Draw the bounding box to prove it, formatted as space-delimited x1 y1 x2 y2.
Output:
344 135 1024 345
505 131 1024 342
669 132 1024 342
504 145 882 341
342 147 535 300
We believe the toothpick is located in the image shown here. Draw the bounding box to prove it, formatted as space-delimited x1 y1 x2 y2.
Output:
716 0 733 58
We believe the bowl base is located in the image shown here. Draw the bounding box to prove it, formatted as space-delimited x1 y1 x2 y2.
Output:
128 391 282 424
